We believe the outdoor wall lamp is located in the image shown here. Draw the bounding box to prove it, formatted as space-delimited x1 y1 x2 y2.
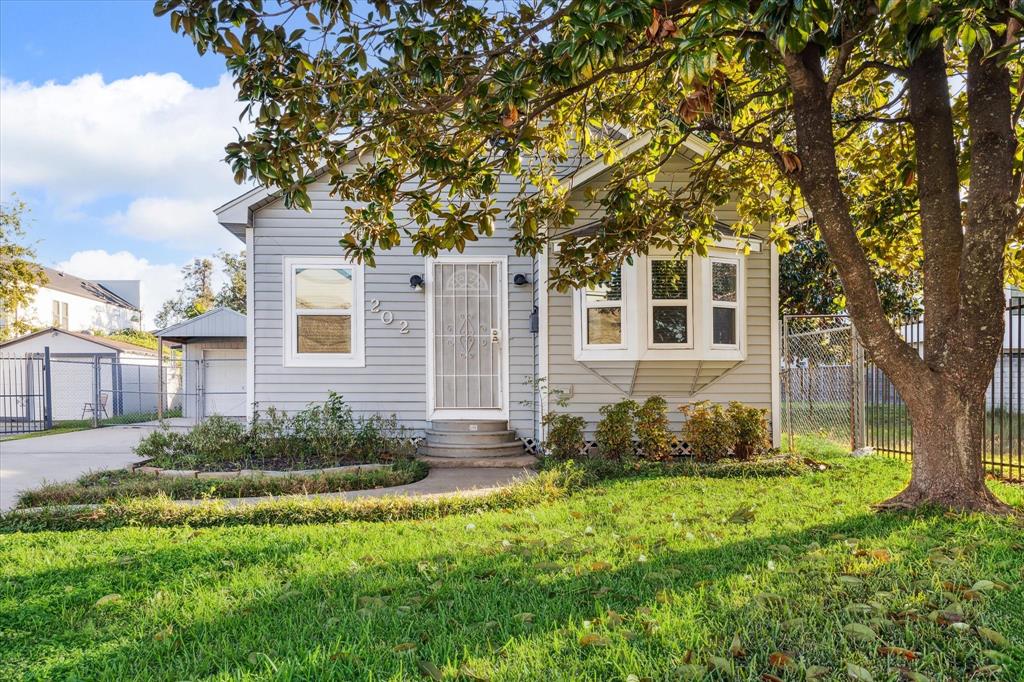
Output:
513 273 529 286
409 274 425 290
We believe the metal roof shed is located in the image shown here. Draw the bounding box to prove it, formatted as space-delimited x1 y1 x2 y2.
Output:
155 308 247 420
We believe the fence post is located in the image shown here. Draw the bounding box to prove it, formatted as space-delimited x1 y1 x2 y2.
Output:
852 330 866 450
92 355 101 428
43 347 53 430
783 315 793 452
157 337 165 420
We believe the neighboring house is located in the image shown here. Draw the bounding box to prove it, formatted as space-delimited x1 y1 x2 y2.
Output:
0 266 142 336
0 327 163 423
156 307 247 420
214 134 781 456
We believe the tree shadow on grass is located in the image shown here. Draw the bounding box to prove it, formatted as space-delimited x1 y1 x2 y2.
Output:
8 503 1022 681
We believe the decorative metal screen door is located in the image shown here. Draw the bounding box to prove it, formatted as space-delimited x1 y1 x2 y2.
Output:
429 259 505 417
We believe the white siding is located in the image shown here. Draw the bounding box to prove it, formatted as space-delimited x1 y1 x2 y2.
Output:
10 286 137 334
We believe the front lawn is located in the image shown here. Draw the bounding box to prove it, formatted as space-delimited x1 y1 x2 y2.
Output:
1 444 1021 681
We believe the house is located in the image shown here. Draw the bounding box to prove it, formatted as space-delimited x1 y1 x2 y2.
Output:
214 135 780 459
0 327 163 423
155 307 247 420
0 266 142 336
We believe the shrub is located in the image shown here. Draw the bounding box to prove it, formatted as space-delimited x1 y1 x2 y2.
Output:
133 428 190 461
291 392 357 459
183 416 247 467
246 406 300 464
595 399 638 460
635 396 673 461
541 412 586 460
727 401 771 460
680 401 737 462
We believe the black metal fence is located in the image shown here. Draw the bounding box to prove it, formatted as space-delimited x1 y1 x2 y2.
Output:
865 302 1024 481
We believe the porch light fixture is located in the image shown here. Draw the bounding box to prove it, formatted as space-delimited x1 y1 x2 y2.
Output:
409 274 425 290
513 273 529 286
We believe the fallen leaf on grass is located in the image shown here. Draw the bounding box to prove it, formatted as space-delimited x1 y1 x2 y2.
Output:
877 646 918 660
708 656 735 675
153 625 174 641
417 659 443 680
457 663 490 681
761 674 784 682
729 634 745 658
897 669 933 681
590 561 612 572
971 664 1003 678
846 662 874 681
727 505 756 524
805 665 830 680
976 627 1008 648
843 623 877 642
94 594 122 607
578 633 610 648
768 651 795 670
392 642 417 653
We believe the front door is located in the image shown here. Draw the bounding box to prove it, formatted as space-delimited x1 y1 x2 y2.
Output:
427 258 507 419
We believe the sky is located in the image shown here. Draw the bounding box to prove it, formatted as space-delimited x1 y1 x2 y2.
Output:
0 0 253 327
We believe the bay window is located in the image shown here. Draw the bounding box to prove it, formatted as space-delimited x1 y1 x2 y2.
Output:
572 249 748 361
284 256 364 367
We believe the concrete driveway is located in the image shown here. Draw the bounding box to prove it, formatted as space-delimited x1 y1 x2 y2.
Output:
0 425 163 511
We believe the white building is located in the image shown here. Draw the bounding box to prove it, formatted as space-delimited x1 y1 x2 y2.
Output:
1 266 141 336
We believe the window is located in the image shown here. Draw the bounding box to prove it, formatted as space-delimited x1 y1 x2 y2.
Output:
284 257 364 367
710 258 739 347
582 269 624 347
52 300 68 329
648 257 691 347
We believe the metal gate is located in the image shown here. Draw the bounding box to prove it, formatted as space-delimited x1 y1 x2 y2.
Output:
0 350 52 434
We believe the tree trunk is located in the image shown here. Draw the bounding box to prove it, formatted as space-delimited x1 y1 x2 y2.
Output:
876 384 1011 513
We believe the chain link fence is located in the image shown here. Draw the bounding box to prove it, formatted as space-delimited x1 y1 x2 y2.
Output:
1 349 245 436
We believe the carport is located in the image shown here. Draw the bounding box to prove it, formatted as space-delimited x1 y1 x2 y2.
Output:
156 308 247 420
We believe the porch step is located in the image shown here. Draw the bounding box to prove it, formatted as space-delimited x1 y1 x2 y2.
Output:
416 454 538 469
418 419 528 461
418 442 528 458
428 420 510 433
424 429 518 445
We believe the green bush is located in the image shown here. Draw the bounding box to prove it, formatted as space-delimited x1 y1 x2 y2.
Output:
595 399 638 460
680 401 737 462
635 396 673 461
726 401 771 460
541 412 586 460
185 416 247 467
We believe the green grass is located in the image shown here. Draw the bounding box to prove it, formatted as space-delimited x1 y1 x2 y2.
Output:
1 447 1022 681
15 461 427 508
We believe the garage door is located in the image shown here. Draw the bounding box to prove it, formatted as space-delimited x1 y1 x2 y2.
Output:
202 349 246 418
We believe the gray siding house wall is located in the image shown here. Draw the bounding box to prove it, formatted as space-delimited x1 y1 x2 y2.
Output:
218 141 780 444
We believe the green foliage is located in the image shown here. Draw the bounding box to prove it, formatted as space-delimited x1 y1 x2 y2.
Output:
135 394 411 470
634 396 673 461
680 400 738 462
16 461 426 508
726 401 772 460
595 399 638 460
154 257 215 328
0 195 46 340
541 412 586 460
213 249 246 313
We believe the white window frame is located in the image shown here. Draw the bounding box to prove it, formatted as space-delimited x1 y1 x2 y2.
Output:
283 256 365 368
708 255 742 351
647 255 693 349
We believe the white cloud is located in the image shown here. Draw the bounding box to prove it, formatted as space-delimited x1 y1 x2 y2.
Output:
0 72 251 246
105 196 239 249
55 250 184 329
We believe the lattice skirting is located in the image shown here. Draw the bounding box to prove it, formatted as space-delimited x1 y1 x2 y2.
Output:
525 438 694 458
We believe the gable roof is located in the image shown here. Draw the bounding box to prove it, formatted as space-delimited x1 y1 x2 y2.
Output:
155 307 246 342
0 327 157 355
39 266 140 311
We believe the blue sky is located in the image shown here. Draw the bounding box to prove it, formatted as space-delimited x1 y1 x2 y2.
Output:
1 0 251 325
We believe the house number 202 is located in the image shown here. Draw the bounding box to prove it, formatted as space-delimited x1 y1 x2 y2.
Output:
369 299 409 334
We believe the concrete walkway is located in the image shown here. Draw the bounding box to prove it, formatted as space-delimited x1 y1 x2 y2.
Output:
0 425 158 511
174 466 536 507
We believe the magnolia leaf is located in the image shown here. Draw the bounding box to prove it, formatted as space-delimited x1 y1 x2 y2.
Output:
94 594 123 607
417 660 443 680
392 642 417 653
579 633 610 647
590 561 612 572
729 634 745 658
768 652 796 670
877 646 918 660
977 627 1008 648
805 666 830 681
971 580 996 592
727 505 756 524
846 663 874 681
843 623 877 641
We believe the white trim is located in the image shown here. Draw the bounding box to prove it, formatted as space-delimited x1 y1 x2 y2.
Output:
424 255 510 421
282 256 365 368
245 227 255 422
537 246 549 438
769 242 782 447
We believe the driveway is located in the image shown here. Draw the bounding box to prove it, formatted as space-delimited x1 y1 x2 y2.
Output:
0 425 165 511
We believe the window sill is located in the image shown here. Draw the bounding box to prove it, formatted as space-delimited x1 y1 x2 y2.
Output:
284 354 366 368
574 347 746 362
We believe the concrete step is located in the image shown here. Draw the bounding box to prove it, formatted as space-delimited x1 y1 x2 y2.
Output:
429 420 509 433
424 429 518 445
418 441 527 458
417 454 538 469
